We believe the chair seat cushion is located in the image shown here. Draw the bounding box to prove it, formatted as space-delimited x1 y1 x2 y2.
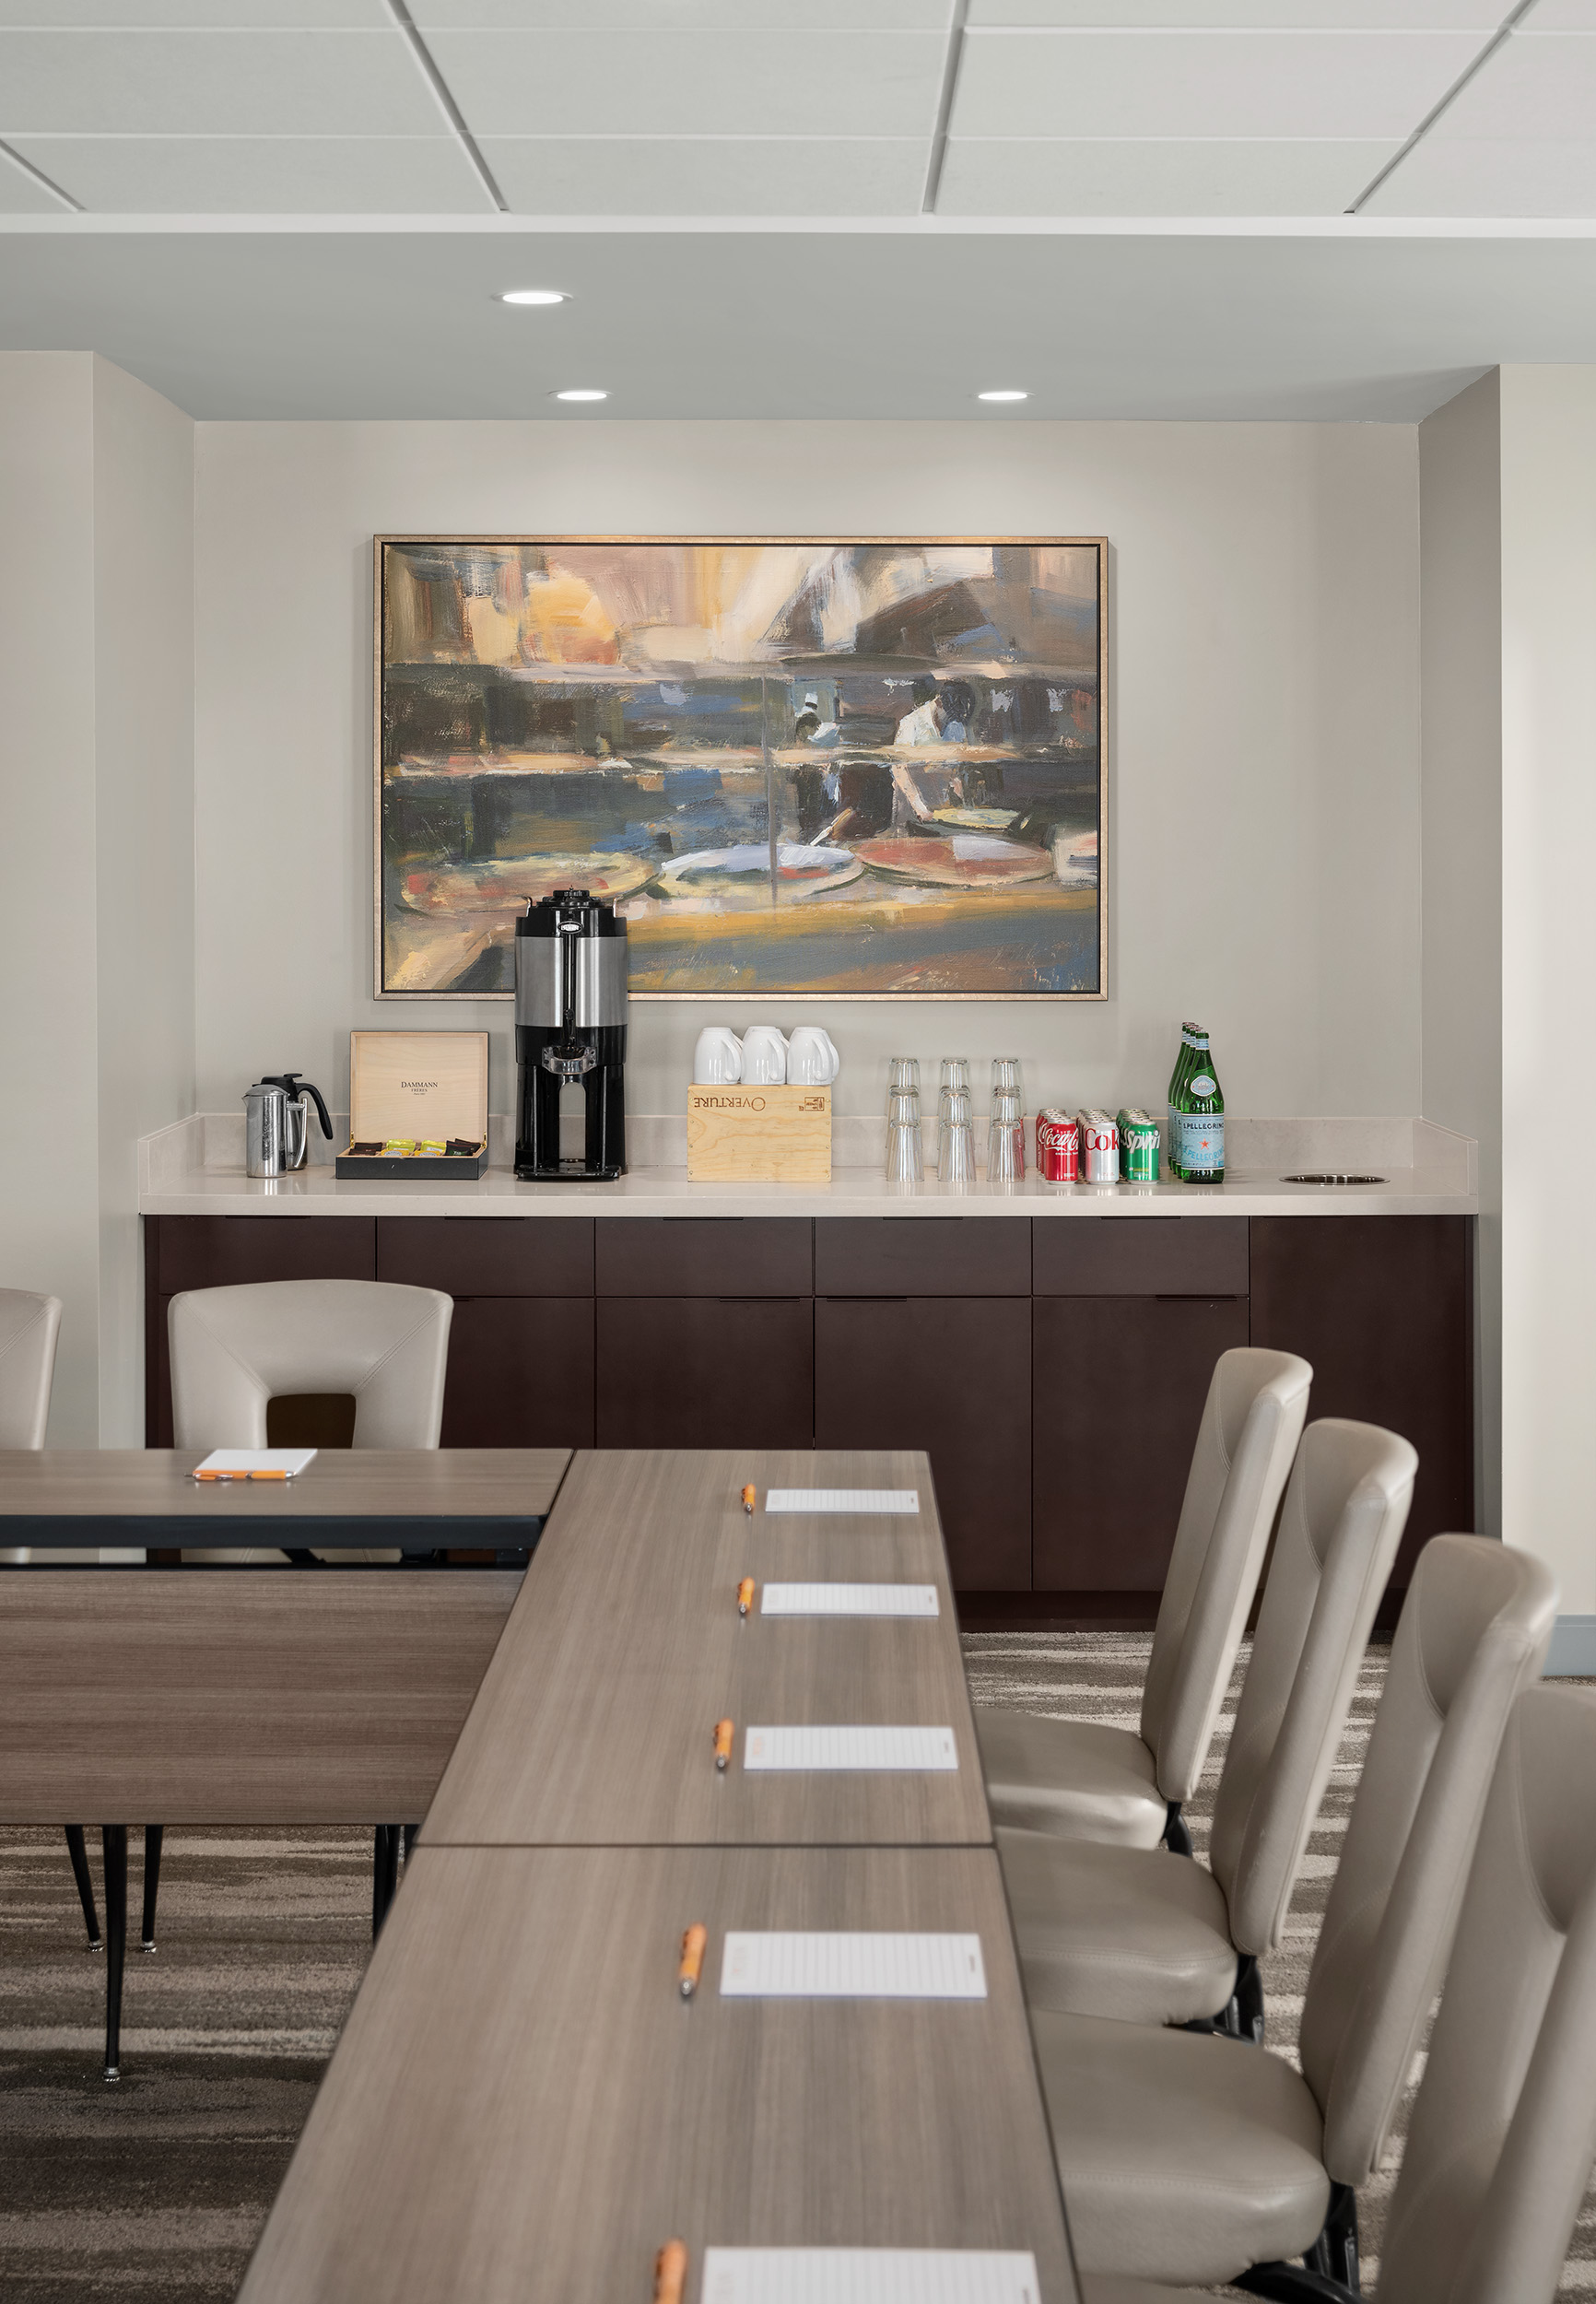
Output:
975 1711 1168 1847
1033 2008 1330 2285
997 1826 1238 2025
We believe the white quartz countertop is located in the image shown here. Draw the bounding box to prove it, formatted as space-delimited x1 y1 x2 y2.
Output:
140 1114 1477 1220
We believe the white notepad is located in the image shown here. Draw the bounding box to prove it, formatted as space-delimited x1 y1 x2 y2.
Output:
699 2250 1040 2304
764 1488 920 1514
192 1448 317 1479
719 1932 986 2000
761 1583 939 1618
743 1725 957 1772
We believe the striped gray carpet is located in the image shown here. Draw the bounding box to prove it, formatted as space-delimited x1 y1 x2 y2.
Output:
0 1637 1589 2298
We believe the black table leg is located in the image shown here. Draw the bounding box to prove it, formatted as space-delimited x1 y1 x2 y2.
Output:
101 1826 127 2083
142 1827 163 1953
372 1825 400 1938
65 1827 101 1950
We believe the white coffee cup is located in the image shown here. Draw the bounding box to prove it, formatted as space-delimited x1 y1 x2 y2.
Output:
693 1026 743 1086
788 1026 840 1086
740 1026 789 1085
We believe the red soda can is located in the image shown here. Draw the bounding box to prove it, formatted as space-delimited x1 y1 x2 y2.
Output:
1036 1109 1080 1182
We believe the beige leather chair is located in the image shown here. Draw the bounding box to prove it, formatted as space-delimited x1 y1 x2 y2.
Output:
169 1278 452 1564
0 1288 63 1566
977 1347 1310 1852
1000 1418 1414 2037
1075 1678 1596 2304
0 1286 62 1449
1030 1533 1557 2292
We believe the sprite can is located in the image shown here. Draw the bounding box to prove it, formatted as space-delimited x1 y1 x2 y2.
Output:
1117 1108 1160 1184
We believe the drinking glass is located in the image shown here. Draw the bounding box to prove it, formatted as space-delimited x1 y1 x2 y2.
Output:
939 1089 976 1184
887 1057 921 1107
991 1057 1023 1099
938 1056 971 1125
988 1087 1026 1182
886 1090 924 1182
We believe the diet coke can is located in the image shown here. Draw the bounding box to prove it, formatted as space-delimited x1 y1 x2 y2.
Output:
1036 1108 1080 1183
1077 1108 1120 1184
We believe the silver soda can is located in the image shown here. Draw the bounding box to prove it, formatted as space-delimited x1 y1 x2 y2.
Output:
1036 1108 1080 1182
1077 1108 1120 1184
1117 1108 1160 1184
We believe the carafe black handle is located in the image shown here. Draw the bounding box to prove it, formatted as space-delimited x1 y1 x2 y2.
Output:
264 1073 334 1139
299 1081 334 1139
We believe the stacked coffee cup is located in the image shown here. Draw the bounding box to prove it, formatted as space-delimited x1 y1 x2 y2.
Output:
693 1026 841 1087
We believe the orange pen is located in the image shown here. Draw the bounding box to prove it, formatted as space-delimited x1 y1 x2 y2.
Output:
713 1717 734 1770
654 2239 688 2304
737 1577 755 1617
678 1922 707 1999
742 1484 757 1514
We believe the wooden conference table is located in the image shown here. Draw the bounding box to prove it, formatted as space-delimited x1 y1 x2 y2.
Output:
236 1450 1082 2304
0 1446 569 1554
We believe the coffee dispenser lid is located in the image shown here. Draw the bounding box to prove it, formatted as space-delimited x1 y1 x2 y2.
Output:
517 887 627 940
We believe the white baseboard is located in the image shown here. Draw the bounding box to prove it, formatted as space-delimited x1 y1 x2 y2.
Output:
1544 1616 1596 1678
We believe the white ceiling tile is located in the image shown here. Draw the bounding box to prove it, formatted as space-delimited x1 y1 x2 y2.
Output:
0 4 390 19
953 29 1485 138
1362 135 1596 212
0 29 442 134
1428 27 1596 135
417 1 947 22
7 134 495 210
1517 0 1596 25
484 134 926 214
939 135 1394 214
0 137 74 207
428 27 945 138
967 2 1504 22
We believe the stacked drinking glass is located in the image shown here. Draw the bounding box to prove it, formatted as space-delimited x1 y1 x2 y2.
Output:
988 1057 1026 1181
938 1058 975 1184
885 1057 923 1182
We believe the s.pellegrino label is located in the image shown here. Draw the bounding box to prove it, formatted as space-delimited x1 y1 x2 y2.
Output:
1173 1028 1225 1181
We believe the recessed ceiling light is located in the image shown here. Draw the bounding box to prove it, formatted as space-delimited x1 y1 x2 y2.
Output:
500 288 567 306
978 389 1028 403
553 388 608 403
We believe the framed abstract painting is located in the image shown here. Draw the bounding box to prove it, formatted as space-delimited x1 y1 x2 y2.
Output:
374 535 1107 1000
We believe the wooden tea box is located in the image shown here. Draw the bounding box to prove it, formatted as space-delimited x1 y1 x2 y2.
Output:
335 1031 490 1179
686 1084 831 1183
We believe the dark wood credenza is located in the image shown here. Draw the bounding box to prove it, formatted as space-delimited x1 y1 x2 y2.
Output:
142 1212 1473 1622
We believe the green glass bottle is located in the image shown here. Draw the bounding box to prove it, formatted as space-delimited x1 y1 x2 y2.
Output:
1167 1023 1197 1183
1173 1027 1225 1183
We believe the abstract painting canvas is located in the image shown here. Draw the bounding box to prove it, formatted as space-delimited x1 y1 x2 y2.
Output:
375 536 1106 999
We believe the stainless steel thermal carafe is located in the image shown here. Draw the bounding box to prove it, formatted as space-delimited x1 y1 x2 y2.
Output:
244 1082 288 1178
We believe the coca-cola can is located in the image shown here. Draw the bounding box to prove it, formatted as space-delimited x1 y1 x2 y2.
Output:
1077 1108 1120 1184
1036 1108 1080 1183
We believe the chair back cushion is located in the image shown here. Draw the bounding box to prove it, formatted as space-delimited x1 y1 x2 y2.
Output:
1377 1683 1596 2304
1303 1534 1558 2187
169 1279 452 1450
0 1289 63 1449
1210 1417 1415 1952
1139 1346 1311 1804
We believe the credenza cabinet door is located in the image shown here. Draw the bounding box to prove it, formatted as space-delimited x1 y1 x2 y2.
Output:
594 1299 814 1451
1031 1297 1251 1593
441 1299 596 1451
1250 1214 1473 1595
814 1299 1031 1593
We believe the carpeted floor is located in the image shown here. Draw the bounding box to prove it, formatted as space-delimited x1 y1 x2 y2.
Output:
1 1635 1590 2299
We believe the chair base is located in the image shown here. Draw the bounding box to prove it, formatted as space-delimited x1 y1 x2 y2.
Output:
1238 2184 1360 2300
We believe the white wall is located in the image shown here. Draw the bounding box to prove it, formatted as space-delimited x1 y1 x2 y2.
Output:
0 356 102 1440
1499 367 1596 1616
1419 372 1502 1534
193 419 1423 1127
0 351 194 1444
92 356 195 1444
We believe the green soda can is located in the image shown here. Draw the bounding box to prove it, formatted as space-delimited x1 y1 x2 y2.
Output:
1117 1108 1160 1184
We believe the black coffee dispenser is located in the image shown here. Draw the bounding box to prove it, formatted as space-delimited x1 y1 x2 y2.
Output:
514 888 628 1181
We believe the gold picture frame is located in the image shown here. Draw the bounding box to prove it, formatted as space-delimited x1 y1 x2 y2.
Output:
373 535 1109 1001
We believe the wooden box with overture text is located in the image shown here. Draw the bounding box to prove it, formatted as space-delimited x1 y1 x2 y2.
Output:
686 1085 831 1183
